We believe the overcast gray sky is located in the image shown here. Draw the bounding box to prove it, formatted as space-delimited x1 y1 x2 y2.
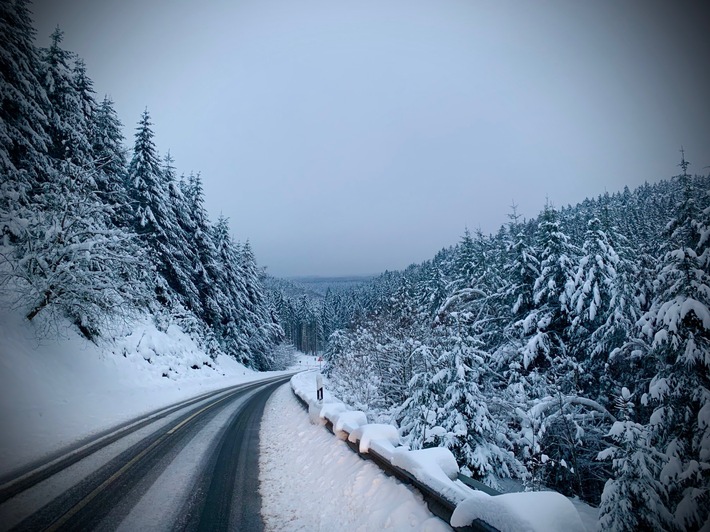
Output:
32 0 710 277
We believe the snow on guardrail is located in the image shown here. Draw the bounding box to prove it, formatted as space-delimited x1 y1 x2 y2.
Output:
391 447 472 504
348 423 399 453
290 371 586 532
451 491 586 531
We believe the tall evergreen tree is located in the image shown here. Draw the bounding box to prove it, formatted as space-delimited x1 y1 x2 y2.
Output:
432 322 523 487
211 215 250 363
72 57 96 137
126 109 182 311
568 216 639 402
0 0 52 239
517 204 578 384
40 27 93 172
396 342 443 450
240 240 282 369
598 388 674 531
91 95 129 226
639 154 710 530
184 172 222 328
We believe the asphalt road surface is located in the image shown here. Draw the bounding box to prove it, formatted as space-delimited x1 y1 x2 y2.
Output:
0 374 293 531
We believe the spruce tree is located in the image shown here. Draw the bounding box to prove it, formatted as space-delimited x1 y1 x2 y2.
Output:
568 216 639 402
0 0 52 239
91 96 130 226
40 27 93 172
184 172 222 328
639 154 710 530
125 109 179 311
432 324 523 487
211 215 250 363
598 388 674 531
520 204 578 381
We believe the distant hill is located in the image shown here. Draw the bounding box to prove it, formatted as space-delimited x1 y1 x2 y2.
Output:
286 276 373 296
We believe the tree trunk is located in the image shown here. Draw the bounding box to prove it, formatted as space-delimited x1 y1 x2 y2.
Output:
26 290 52 321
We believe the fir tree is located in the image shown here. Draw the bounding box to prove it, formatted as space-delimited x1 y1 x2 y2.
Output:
432 325 523 487
211 215 250 363
518 204 578 383
568 216 639 402
126 109 184 312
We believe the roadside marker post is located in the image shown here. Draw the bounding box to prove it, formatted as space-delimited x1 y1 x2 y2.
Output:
316 372 324 402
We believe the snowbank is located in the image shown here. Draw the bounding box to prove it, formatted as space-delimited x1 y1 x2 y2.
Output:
392 447 460 481
450 490 587 532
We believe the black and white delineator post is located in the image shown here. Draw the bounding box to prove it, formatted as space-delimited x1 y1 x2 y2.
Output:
316 372 324 401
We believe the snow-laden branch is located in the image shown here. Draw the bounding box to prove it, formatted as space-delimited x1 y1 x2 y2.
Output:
435 288 486 322
527 395 617 424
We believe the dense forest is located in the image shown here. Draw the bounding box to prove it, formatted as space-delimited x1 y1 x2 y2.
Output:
274 170 710 530
265 276 373 354
0 1 283 369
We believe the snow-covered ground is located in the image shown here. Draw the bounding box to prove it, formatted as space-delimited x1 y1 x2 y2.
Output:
0 309 305 477
259 383 451 531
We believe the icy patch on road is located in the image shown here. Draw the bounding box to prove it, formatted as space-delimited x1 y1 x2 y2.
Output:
259 384 451 531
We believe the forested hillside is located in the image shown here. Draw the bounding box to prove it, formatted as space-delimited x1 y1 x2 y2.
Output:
0 2 282 369
320 169 710 530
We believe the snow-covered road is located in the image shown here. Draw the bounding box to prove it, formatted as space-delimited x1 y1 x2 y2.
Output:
0 377 290 531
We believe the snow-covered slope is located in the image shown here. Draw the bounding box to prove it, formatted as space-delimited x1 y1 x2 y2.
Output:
0 309 297 477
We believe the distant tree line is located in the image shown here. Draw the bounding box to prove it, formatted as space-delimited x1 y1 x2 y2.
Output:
265 278 341 355
320 165 709 531
0 1 282 369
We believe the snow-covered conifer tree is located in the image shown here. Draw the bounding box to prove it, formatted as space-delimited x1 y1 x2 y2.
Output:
568 216 640 402
638 154 710 530
126 109 188 312
396 342 443 450
431 321 523 487
40 27 93 172
0 0 52 240
597 388 674 531
91 96 130 226
519 204 578 378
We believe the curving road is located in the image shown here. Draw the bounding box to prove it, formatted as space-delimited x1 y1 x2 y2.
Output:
0 375 293 531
